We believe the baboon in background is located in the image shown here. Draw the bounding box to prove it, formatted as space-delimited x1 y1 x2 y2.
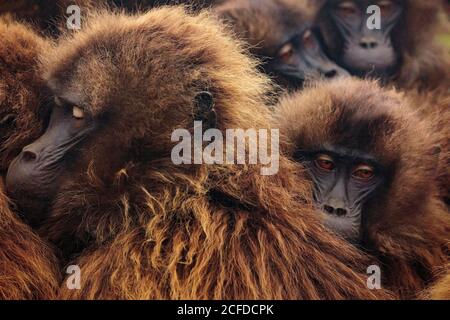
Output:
0 17 59 300
7 8 393 299
214 0 349 90
313 0 450 93
274 78 450 298
0 16 51 174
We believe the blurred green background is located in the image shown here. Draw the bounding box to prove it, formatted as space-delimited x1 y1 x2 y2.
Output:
439 34 450 49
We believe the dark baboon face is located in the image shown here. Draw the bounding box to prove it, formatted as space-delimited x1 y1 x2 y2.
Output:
318 0 403 78
215 0 349 90
294 146 384 240
264 27 349 88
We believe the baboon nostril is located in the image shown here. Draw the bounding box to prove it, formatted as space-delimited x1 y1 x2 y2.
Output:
22 151 37 162
360 40 378 49
323 205 334 214
336 208 347 216
324 70 337 78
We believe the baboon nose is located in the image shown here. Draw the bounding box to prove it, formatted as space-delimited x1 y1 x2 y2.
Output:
359 37 378 49
324 69 337 78
324 205 334 214
21 150 37 162
335 208 347 216
323 205 348 216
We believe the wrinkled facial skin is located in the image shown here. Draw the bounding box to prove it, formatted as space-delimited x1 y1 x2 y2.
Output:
295 146 384 241
6 96 96 225
263 28 349 89
326 0 403 78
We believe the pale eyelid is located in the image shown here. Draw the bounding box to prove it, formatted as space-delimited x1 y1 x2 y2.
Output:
278 43 294 57
72 106 85 119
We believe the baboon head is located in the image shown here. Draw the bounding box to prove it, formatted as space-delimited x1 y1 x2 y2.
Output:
214 0 349 90
275 78 441 242
6 7 272 225
0 17 51 175
314 0 448 81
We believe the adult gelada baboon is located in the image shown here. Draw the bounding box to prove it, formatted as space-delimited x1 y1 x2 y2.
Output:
274 78 450 298
7 8 392 299
313 0 450 92
0 17 59 300
214 0 349 90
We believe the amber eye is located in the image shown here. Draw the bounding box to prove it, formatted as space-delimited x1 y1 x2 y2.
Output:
278 42 295 62
337 1 358 16
315 154 335 171
72 106 85 120
377 0 394 16
352 164 375 180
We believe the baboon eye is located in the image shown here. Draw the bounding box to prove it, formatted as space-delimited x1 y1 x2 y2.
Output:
337 1 358 16
72 106 85 120
315 154 335 171
54 97 62 106
278 43 295 62
377 0 394 16
302 30 315 48
352 164 375 180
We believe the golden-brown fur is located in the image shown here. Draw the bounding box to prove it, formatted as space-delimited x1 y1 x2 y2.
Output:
421 264 450 299
274 78 450 298
0 17 59 300
35 8 393 299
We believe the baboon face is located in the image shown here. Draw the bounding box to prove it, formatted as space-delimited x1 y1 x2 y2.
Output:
294 146 385 241
263 27 349 88
320 0 403 78
276 79 439 242
5 11 222 218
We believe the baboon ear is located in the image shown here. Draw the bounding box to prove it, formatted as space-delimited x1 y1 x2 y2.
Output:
194 91 217 128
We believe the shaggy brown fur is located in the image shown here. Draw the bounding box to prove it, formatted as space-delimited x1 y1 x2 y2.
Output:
0 179 59 299
0 16 51 175
213 0 314 55
314 0 450 93
32 8 394 299
0 1 219 35
421 264 450 299
0 17 60 300
274 78 450 298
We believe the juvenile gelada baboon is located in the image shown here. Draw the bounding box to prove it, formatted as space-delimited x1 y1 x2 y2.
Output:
214 0 349 90
313 0 450 93
274 78 450 298
7 8 393 299
0 17 59 300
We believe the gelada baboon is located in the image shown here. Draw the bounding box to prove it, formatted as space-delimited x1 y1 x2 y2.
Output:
313 0 450 92
0 17 59 300
274 78 450 298
214 0 349 90
7 8 392 299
